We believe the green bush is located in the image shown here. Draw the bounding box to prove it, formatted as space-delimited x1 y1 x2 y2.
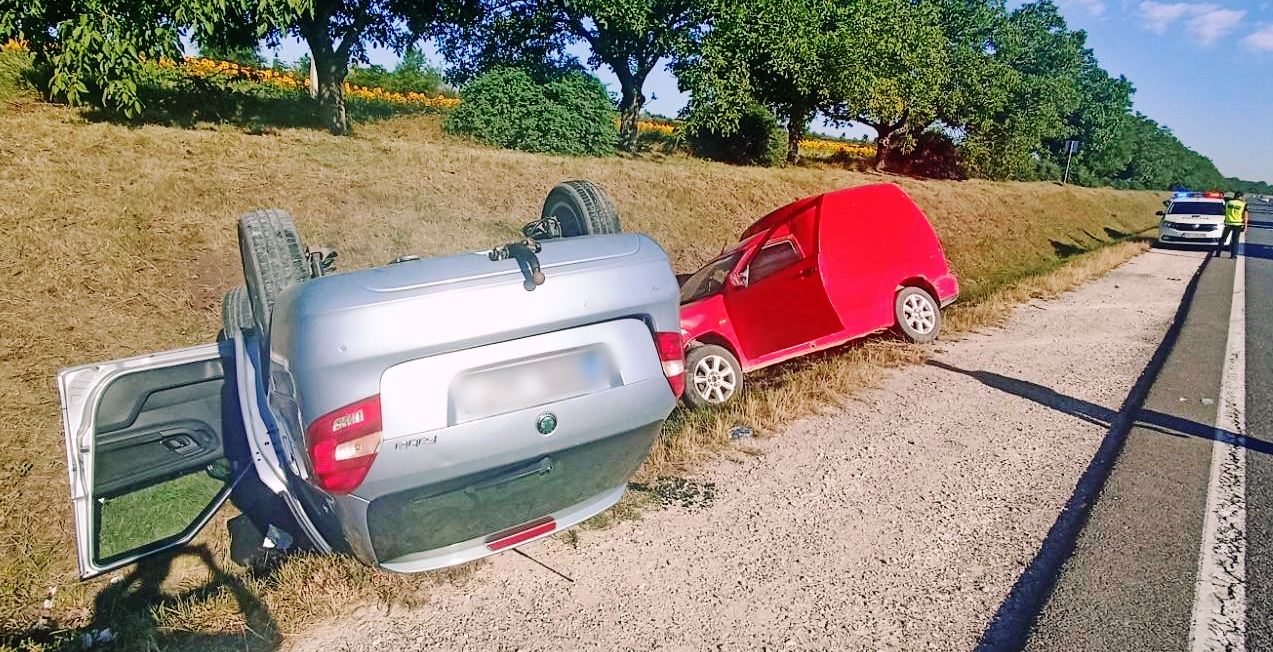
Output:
685 102 787 167
443 67 617 157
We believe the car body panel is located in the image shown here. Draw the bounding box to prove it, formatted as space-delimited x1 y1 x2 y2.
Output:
681 184 958 372
56 343 242 579
1157 195 1226 245
57 232 681 577
267 232 679 569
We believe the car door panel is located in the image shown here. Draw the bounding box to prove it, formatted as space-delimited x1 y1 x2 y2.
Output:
57 342 241 579
725 240 843 360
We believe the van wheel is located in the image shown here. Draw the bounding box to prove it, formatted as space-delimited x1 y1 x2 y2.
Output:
239 209 309 334
684 345 743 408
541 180 621 237
221 285 255 337
895 287 941 343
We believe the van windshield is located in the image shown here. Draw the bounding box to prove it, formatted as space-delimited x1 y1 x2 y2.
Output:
680 252 743 305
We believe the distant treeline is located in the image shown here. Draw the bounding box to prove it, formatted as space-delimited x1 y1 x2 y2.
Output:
2 0 1265 189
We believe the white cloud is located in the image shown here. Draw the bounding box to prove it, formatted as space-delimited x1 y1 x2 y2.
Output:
1245 24 1273 50
1137 2 1247 44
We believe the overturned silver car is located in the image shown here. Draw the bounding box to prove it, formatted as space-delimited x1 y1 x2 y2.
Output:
57 181 684 578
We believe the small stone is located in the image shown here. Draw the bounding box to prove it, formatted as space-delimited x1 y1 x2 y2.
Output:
729 426 754 440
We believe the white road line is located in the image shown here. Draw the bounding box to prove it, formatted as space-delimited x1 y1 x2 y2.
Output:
1188 249 1248 652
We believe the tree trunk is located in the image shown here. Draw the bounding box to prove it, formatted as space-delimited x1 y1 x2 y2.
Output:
618 83 645 152
312 50 349 135
872 124 895 171
786 106 811 165
870 111 910 171
308 56 318 99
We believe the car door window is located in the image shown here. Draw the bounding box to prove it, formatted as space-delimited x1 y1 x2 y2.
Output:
747 241 801 284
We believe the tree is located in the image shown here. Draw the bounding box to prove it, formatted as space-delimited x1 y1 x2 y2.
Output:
239 0 454 134
676 0 865 164
439 0 706 151
825 0 948 170
1041 47 1135 185
2 0 457 133
1 0 187 117
954 0 1084 179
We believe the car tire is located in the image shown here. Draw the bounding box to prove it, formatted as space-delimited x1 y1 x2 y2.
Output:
221 285 255 336
540 180 621 237
894 286 942 343
238 209 309 334
684 345 743 408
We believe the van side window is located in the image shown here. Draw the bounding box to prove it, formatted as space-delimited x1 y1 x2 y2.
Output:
748 241 802 284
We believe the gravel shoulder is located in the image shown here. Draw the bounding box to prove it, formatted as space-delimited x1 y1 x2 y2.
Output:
287 248 1206 652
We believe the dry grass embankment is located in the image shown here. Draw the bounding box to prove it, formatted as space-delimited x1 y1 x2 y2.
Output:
0 100 1163 650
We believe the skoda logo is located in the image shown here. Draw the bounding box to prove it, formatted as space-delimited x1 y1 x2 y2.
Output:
536 412 558 435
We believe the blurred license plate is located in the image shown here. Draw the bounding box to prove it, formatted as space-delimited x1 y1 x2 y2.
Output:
455 349 613 419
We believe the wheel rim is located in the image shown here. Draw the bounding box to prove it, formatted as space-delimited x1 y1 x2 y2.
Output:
692 354 737 404
902 293 937 334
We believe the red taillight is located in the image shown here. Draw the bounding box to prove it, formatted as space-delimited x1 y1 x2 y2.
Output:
655 332 685 398
305 396 382 494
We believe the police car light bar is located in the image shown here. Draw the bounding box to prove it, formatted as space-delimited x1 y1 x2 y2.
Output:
1204 191 1224 198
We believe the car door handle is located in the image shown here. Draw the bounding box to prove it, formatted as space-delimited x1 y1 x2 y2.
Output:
466 457 554 494
797 266 818 278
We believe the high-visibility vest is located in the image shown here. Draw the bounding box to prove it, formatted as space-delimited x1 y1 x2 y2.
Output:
1225 199 1246 225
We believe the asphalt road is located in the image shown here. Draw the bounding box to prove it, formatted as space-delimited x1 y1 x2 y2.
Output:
1022 197 1273 652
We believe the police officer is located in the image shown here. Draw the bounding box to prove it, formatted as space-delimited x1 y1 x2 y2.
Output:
1215 191 1249 259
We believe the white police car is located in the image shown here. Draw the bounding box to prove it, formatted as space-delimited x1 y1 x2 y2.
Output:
1157 191 1227 245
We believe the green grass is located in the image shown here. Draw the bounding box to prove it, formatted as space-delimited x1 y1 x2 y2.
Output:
98 470 227 561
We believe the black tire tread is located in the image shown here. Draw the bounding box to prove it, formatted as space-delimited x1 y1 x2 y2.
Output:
541 180 621 237
221 285 255 335
238 209 308 333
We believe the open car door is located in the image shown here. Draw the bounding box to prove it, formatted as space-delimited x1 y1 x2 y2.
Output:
57 342 243 579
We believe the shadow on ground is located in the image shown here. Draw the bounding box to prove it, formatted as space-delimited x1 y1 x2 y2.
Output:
3 544 281 652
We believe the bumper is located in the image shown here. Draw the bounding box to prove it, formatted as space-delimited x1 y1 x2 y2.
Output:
321 377 672 572
1159 224 1220 244
934 273 960 308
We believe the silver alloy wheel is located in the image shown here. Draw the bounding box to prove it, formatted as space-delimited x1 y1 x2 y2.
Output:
902 292 937 335
692 353 737 404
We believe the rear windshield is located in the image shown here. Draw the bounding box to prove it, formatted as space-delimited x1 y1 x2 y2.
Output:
1168 201 1225 216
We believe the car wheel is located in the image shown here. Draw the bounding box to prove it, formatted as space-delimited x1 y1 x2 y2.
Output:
221 285 255 337
895 286 942 343
238 209 309 334
540 180 621 237
684 345 743 408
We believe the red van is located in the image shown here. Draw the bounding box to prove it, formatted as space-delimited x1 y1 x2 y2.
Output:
678 183 959 407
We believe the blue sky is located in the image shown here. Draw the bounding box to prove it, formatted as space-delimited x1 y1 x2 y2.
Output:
261 0 1273 183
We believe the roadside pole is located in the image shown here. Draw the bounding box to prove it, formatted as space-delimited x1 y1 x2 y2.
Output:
1062 140 1081 184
